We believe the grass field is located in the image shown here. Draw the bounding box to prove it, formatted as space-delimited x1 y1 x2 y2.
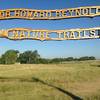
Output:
0 60 100 100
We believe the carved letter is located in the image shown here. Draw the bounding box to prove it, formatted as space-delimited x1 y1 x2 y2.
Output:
0 11 4 18
5 10 11 17
15 10 20 17
63 31 68 39
68 9 73 16
40 11 44 17
28 10 33 17
75 9 81 16
33 11 38 17
82 8 89 15
69 31 75 38
21 10 27 17
90 30 95 37
45 32 50 39
20 31 25 38
62 10 66 17
13 31 19 38
56 11 60 17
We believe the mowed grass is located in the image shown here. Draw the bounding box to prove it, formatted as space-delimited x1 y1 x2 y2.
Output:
0 61 100 100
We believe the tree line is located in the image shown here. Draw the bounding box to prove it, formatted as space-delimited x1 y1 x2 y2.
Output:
0 50 96 64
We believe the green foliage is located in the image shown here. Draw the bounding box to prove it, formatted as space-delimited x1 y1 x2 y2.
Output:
0 49 96 64
79 56 96 61
38 58 50 64
65 57 74 61
0 50 19 64
50 58 62 63
18 50 40 64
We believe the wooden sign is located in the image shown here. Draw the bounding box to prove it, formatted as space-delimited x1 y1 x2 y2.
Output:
0 27 100 40
0 6 100 20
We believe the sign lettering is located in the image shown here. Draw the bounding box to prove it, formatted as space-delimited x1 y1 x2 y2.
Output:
0 6 100 20
0 27 100 40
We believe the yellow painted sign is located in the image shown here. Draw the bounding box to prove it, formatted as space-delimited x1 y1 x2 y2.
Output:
0 6 100 20
0 27 100 40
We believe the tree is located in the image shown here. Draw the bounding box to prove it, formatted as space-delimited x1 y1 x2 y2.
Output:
38 58 49 64
65 57 74 61
18 50 40 64
0 50 19 64
78 56 96 61
89 56 96 60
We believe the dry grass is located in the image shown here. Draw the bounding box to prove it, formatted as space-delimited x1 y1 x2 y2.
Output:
0 60 100 100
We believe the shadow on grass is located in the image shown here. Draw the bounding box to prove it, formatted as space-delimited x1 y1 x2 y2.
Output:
90 64 100 67
0 77 33 82
0 76 83 100
97 65 100 67
32 77 83 100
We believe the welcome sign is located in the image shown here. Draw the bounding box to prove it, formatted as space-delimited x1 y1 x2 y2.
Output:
0 27 100 40
0 6 100 20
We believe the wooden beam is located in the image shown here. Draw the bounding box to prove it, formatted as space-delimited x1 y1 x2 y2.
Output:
0 27 100 40
0 6 100 20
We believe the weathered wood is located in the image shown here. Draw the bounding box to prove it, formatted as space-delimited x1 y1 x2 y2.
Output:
0 6 100 20
0 27 100 40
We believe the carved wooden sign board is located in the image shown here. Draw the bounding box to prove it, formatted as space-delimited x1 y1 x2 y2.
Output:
0 27 100 40
0 6 100 40
0 6 100 20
